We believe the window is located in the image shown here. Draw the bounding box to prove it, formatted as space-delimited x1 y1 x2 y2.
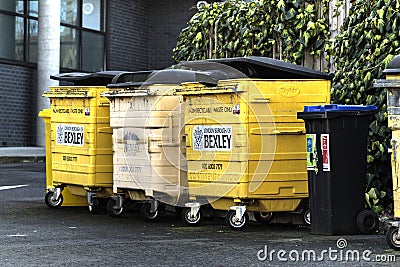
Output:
61 0 78 25
83 0 101 31
61 0 106 71
60 26 79 69
0 1 25 61
0 0 106 72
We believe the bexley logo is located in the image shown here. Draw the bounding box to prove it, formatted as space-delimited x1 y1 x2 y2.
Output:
192 125 232 151
257 238 396 263
56 123 84 147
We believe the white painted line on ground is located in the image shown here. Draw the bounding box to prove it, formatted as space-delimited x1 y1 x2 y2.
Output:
0 184 28 191
7 234 27 237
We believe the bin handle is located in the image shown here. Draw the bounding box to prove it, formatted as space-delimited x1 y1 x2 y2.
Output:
250 96 270 103
98 99 110 106
98 127 113 134
273 129 305 135
250 128 305 135
158 143 179 147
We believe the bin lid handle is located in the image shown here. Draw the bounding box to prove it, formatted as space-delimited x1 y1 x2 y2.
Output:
273 129 305 135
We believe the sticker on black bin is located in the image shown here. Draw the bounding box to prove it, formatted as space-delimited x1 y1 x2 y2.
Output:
321 134 330 171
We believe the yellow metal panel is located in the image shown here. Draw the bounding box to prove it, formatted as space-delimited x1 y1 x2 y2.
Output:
39 109 88 206
181 78 330 211
386 74 400 80
43 86 113 197
257 199 303 212
391 130 400 218
207 197 302 212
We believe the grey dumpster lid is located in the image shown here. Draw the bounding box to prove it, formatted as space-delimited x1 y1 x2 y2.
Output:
179 56 332 80
107 69 234 88
110 71 154 85
50 71 129 86
383 54 400 74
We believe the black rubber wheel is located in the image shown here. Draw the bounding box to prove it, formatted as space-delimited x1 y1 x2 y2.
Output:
181 207 202 226
302 209 311 226
386 226 400 250
45 191 63 208
254 212 274 224
140 203 159 222
226 210 249 230
106 198 124 218
356 210 379 234
88 198 101 214
175 206 184 218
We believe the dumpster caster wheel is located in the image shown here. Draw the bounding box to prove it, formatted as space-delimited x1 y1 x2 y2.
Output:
226 210 249 230
45 191 63 208
181 207 202 226
356 210 379 234
106 198 124 218
88 198 100 214
254 212 274 224
140 203 159 222
387 227 400 250
301 209 311 226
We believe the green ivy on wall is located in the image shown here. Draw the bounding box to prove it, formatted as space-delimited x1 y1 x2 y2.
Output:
331 0 400 214
173 0 330 69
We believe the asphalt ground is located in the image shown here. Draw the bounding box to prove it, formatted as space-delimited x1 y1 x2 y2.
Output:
0 162 398 266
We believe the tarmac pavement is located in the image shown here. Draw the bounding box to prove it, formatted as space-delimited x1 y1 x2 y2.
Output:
0 156 399 266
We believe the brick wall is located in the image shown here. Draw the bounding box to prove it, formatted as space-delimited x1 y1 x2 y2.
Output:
0 63 36 146
107 0 215 70
148 0 200 70
107 0 149 71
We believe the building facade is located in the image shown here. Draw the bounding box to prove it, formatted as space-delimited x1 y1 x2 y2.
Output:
0 0 204 146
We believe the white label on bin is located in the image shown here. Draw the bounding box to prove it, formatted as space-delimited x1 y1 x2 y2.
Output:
192 125 232 151
321 134 330 172
56 124 84 147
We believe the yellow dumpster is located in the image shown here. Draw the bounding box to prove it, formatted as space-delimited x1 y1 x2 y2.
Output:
42 71 125 212
374 55 400 250
176 57 331 229
103 69 222 220
39 109 87 206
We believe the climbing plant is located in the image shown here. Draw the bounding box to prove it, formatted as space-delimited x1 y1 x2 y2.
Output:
173 0 331 69
331 0 400 214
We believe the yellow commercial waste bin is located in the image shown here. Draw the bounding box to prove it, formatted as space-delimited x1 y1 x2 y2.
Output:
374 55 400 249
39 109 87 206
42 71 125 212
103 69 223 220
176 57 331 229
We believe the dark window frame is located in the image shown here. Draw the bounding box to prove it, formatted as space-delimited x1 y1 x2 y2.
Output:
0 0 106 72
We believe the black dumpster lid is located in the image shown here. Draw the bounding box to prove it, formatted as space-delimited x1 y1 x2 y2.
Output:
107 69 233 88
50 71 128 86
383 54 400 74
178 56 332 80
